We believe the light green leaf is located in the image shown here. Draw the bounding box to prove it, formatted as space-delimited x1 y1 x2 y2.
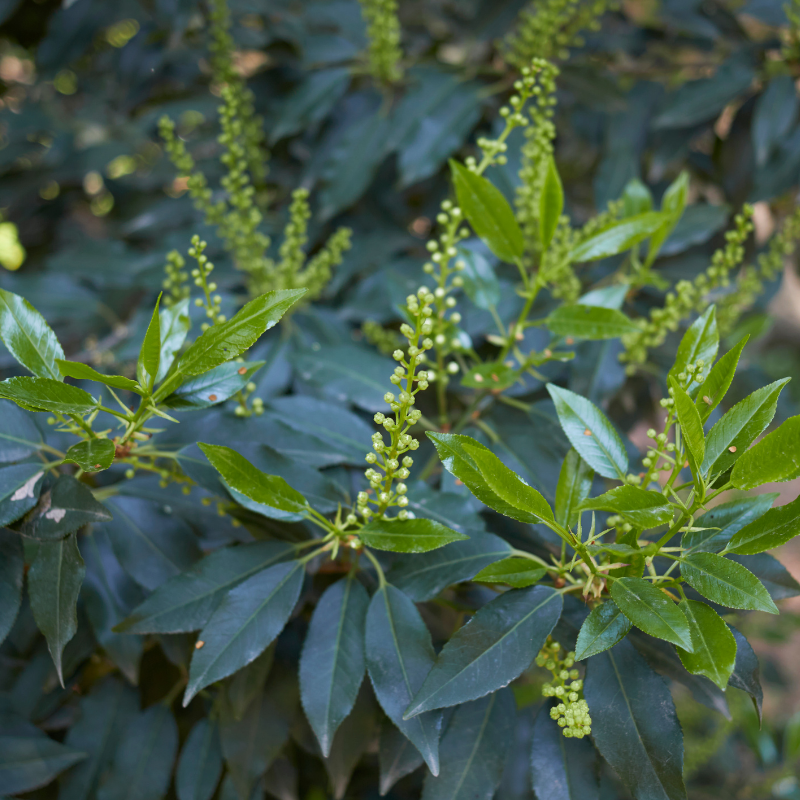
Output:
156 298 191 383
546 305 639 340
622 178 653 217
646 171 689 266
198 443 308 514
360 518 467 554
610 577 693 650
539 155 563 251
450 160 523 263
0 376 96 414
64 439 115 472
571 212 668 262
472 557 545 588
695 336 748 422
731 415 800 490
725 494 800 555
669 305 718 393
546 384 628 480
0 288 64 380
137 295 161 392
676 599 737 690
574 600 632 660
671 378 705 478
579 485 673 529
55 360 142 394
554 449 593 530
681 553 778 613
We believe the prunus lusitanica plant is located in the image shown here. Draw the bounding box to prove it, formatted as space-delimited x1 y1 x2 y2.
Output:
3 0 800 798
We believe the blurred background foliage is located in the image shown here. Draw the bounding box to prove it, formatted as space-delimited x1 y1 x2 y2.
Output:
3 0 800 798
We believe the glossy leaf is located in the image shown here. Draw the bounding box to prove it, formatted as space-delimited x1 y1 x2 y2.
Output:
585 639 687 800
0 376 96 414
671 379 704 477
610 577 693 650
539 155 564 251
472 557 545 587
176 719 223 800
64 438 115 472
137 294 161 392
55 360 141 393
725 494 800 555
421 689 515 800
683 493 777 554
299 576 369 756
450 160 523 263
360 517 468 553
694 336 748 422
198 443 308 514
546 384 628 480
156 298 191 383
0 528 23 647
184 560 305 705
28 533 85 685
365 585 442 775
0 288 64 380
574 599 632 660
546 305 639 340
163 361 264 410
405 585 563 717
669 305 718 392
680 553 778 613
570 212 668 262
731 415 800 490
555 449 593 530
579 485 673 529
676 599 737 690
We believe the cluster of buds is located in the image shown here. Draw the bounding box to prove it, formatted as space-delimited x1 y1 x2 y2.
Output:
188 236 224 330
536 638 591 739
357 287 435 520
162 250 190 306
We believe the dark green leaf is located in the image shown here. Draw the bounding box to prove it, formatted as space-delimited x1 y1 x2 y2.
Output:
546 384 628 480
0 461 44 526
0 376 96 414
96 705 178 800
729 553 800 601
0 528 23 647
610 577 692 649
300 575 369 756
574 599 632 660
669 305 718 393
457 246 500 310
156 298 191 383
55 360 141 393
731 415 800 490
379 721 424 795
28 533 85 685
546 305 639 340
555 449 594 530
683 493 777 554
540 155 564 251
137 295 161 392
570 212 668 262
450 160 524 263
365 585 442 775
680 553 777 613
753 75 798 165
163 361 264 410
694 336 748 422
405 585 563 717
176 719 223 800
585 639 687 800
117 541 294 634
0 733 86 794
579 485 673 530
64 438 115 472
728 626 762 721
199 443 308 514
421 689 515 800
472 557 546 587
676 599 736 690
226 646 275 720
386 532 511 601
0 288 64 380
184 560 305 705
0 400 43 462
725 493 800 554
360 517 468 553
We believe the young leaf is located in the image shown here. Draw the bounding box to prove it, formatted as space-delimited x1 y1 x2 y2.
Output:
546 305 639 340
610 577 693 650
137 294 162 392
585 639 687 800
683 493 778 554
0 376 96 414
725 494 800 555
694 336 748 422
360 517 468 553
462 442 555 525
645 170 689 266
28 533 85 685
183 560 305 705
55 360 141 394
450 160 524 263
671 379 704 478
156 298 191 383
64 438 115 472
570 212 669 262
299 576 369 757
579 485 673 530
555 449 594 530
539 155 564 251
669 305 718 392
472 557 546 588
0 528 24 647
546 384 628 480
176 719 223 800
421 689 515 800
680 553 778 613
731 415 800 490
0 288 65 380
162 361 264 410
702 379 790 476
676 599 737 691
574 599 632 660
404 585 562 718
116 541 294 634
622 177 653 217
198 443 307 514
365 585 442 775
